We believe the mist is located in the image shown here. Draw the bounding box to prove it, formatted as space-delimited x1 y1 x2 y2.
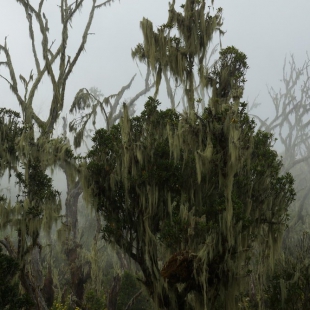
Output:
1 1 310 309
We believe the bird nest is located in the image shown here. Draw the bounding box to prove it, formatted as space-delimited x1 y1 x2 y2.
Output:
160 250 197 284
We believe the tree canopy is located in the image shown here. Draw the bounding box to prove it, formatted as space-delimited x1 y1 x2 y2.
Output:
85 79 295 309
82 2 296 309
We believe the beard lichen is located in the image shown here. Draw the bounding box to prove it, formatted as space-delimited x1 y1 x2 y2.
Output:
132 0 223 111
85 87 295 309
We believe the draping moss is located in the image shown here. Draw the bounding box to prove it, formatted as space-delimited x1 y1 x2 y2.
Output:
0 108 22 175
85 34 295 308
85 89 295 309
132 0 224 111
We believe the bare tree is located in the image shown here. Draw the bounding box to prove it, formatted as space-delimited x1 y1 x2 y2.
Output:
0 1 115 309
66 67 154 308
250 54 310 227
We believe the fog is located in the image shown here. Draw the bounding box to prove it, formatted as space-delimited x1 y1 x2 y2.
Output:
1 1 310 308
1 1 310 119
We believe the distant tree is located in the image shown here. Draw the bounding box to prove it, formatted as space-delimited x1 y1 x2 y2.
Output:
249 54 310 229
248 54 310 308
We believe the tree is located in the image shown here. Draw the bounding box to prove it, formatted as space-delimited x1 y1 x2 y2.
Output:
0 108 33 309
83 2 295 308
131 0 224 111
249 54 310 229
84 44 295 308
0 1 115 308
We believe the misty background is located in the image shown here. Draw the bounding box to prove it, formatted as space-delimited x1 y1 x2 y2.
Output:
1 0 309 210
1 0 310 117
0 1 309 309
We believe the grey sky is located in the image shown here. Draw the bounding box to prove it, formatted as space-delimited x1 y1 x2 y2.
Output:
1 0 310 123
219 0 310 121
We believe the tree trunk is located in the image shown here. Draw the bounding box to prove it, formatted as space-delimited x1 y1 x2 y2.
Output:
42 265 54 309
62 167 89 307
20 251 48 310
107 273 121 310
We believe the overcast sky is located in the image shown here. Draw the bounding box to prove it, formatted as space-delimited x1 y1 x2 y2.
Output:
1 0 310 122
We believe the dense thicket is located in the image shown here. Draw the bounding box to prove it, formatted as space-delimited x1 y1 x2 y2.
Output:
85 85 295 309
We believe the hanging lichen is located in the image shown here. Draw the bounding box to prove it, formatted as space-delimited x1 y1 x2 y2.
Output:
85 80 295 309
0 1 112 308
132 0 224 111
0 108 22 175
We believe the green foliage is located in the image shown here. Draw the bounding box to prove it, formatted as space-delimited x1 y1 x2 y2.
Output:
208 46 249 98
0 246 33 309
117 271 153 310
84 290 106 310
15 161 60 217
12 159 62 246
0 107 22 175
132 0 223 109
264 232 310 309
85 94 295 308
50 299 81 310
